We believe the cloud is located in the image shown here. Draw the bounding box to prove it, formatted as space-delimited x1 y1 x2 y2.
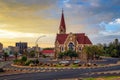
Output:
91 18 120 44
0 0 120 47
0 29 41 38
58 0 120 44
109 18 120 24
0 0 59 34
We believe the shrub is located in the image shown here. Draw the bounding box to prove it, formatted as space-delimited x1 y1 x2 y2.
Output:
35 59 39 64
39 62 43 65
13 56 27 66
42 55 46 58
29 63 35 67
13 59 18 64
25 60 33 66
21 56 27 62
70 64 79 67
78 63 82 67
13 59 22 65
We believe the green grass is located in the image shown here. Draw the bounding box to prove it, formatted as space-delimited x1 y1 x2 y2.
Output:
70 64 79 68
83 76 120 80
83 78 95 80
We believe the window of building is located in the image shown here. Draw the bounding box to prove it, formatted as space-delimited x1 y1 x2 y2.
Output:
79 47 81 51
60 46 64 52
68 42 74 50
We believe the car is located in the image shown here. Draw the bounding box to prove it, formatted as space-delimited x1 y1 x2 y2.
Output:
74 60 80 64
59 60 69 64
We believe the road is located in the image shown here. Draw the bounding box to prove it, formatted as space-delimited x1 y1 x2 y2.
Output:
0 58 120 80
1 64 120 80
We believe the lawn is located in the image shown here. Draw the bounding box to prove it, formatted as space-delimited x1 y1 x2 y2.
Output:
84 76 120 80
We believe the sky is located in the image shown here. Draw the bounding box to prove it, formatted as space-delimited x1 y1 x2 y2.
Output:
0 0 120 48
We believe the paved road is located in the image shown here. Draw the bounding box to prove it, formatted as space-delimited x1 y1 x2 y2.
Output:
0 58 120 80
1 64 120 80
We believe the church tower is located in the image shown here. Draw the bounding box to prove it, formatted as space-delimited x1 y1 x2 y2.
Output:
59 9 66 34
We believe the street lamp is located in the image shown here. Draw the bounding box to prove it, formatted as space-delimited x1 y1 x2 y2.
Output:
35 35 46 58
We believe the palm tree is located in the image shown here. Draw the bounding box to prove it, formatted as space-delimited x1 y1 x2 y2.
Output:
14 52 18 60
3 52 9 61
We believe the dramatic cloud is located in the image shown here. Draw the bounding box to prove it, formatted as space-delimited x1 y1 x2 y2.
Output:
0 0 120 47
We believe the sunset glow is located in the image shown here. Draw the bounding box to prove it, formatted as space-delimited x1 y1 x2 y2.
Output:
0 0 120 48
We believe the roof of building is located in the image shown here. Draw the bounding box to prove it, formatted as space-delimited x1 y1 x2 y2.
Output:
56 33 92 44
42 50 54 54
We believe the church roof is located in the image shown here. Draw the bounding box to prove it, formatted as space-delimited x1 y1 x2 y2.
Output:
56 33 92 44
56 34 68 44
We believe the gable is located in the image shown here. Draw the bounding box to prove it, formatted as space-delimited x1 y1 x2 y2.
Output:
55 34 68 44
55 33 92 45
76 33 92 44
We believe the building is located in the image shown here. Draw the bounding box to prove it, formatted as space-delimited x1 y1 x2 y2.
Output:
55 10 92 59
8 46 19 55
0 43 3 53
41 49 54 57
0 43 3 57
16 42 27 54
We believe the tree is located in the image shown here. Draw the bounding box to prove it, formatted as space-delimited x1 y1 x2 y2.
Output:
3 52 9 61
21 56 27 62
67 50 74 60
23 49 28 57
82 45 103 62
67 50 78 60
29 51 35 58
83 46 93 62
111 49 118 57
73 52 78 59
14 52 18 60
58 52 64 59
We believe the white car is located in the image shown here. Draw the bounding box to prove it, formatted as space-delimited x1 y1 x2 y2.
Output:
59 61 69 64
74 60 80 63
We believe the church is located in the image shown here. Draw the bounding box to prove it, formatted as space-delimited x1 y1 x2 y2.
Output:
55 10 92 58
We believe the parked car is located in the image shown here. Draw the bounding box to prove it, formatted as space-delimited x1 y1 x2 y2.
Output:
74 60 80 64
59 60 69 64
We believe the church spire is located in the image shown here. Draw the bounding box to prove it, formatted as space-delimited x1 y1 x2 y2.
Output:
59 9 66 34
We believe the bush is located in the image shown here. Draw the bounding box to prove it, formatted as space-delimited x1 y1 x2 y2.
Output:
13 56 27 66
42 55 46 58
35 59 39 64
25 60 33 66
13 59 22 65
29 63 35 67
78 63 82 67
70 64 79 67
13 59 19 64
39 62 43 66
21 56 27 62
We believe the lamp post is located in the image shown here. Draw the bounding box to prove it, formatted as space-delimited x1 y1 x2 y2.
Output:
35 35 46 58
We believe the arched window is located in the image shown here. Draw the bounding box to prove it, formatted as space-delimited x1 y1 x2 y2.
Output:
79 47 81 51
60 46 64 52
68 42 74 50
